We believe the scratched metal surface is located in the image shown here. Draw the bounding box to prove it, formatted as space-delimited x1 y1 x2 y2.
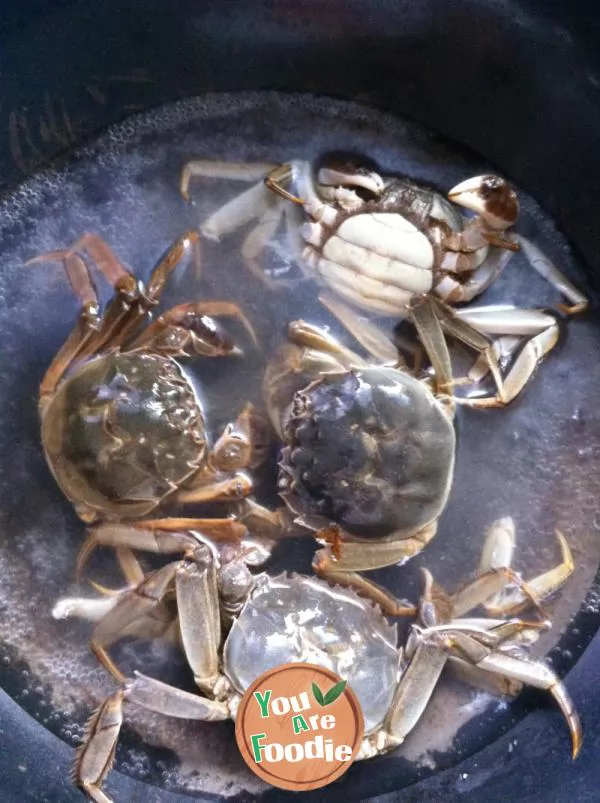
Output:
0 93 599 801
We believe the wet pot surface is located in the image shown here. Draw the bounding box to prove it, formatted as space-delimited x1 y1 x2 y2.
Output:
0 92 600 802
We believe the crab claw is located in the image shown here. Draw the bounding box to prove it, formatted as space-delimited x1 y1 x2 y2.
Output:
448 175 519 231
317 162 386 196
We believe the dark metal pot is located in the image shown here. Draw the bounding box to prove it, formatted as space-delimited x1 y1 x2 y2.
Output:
1 1 600 801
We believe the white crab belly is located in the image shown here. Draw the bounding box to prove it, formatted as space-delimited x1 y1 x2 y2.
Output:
310 213 435 315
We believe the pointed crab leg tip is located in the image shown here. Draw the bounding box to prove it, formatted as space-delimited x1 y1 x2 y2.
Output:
88 579 121 597
25 251 65 267
75 538 98 579
556 528 574 554
571 722 583 759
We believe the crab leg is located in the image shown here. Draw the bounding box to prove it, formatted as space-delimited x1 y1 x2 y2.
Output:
76 690 124 803
465 333 522 383
74 232 200 358
89 562 180 683
31 242 104 409
175 473 254 504
53 585 177 647
175 552 223 693
365 524 578 758
34 231 200 407
453 306 561 407
209 403 260 472
75 673 230 803
384 641 449 742
264 162 305 205
516 235 588 315
433 629 582 758
59 548 225 689
447 523 573 620
180 159 279 202
286 318 368 370
236 498 288 541
407 295 455 395
420 294 506 402
314 566 416 617
312 522 437 610
319 292 402 364
76 518 246 576
240 202 293 288
314 521 438 573
476 519 574 616
124 672 229 719
415 569 550 640
53 594 123 624
128 299 259 353
28 232 133 288
446 657 524 697
114 546 145 586
182 159 306 287
436 246 516 304
177 405 275 505
359 641 448 758
449 567 538 618
37 303 101 412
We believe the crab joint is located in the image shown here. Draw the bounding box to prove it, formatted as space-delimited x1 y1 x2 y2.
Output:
317 524 343 561
264 164 305 205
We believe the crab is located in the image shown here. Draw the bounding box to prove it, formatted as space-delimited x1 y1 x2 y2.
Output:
52 517 580 802
261 318 457 595
32 231 276 611
181 157 588 406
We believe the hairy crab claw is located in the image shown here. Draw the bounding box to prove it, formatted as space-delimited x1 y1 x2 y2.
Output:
448 174 520 234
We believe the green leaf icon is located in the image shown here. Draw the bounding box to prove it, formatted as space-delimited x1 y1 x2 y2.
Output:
312 682 325 706
324 680 347 705
312 679 347 706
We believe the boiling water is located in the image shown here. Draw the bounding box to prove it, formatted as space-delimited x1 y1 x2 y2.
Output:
0 92 599 799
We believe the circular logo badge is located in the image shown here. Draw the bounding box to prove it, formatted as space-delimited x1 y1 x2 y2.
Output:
235 662 364 791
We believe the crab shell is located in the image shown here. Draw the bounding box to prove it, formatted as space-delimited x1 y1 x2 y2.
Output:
364 177 464 233
305 178 467 315
41 352 207 520
223 572 399 733
278 367 456 540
